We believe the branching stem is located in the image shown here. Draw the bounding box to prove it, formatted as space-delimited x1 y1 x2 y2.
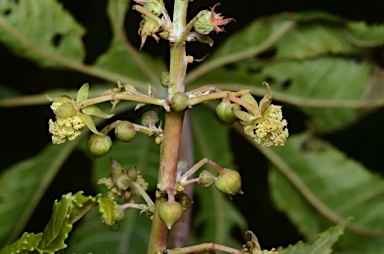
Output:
164 242 245 254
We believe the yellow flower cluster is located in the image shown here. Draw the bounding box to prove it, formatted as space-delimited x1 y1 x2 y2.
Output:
48 102 85 144
243 105 288 146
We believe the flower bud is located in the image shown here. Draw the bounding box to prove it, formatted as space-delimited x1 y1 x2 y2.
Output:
87 134 113 158
53 102 77 117
171 92 189 112
142 111 159 127
214 169 243 196
127 165 138 181
158 201 183 229
115 121 136 142
216 99 241 124
160 71 170 87
175 193 193 212
199 170 217 188
113 208 124 223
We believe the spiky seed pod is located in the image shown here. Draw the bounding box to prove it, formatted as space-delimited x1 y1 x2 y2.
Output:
115 121 136 142
158 201 183 229
87 134 112 158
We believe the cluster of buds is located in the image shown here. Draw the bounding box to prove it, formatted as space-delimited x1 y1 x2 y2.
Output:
242 231 279 254
216 83 289 147
98 160 149 202
133 0 234 48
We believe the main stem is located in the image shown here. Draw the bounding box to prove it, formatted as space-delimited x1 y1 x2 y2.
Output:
147 0 189 253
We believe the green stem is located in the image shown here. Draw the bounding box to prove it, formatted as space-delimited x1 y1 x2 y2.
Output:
77 93 167 109
165 243 244 254
147 0 189 252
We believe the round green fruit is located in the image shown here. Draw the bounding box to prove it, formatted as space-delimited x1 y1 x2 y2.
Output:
115 121 136 142
87 134 112 158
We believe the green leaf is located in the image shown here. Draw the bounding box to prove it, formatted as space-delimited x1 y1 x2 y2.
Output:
186 13 295 84
92 0 166 93
190 106 247 247
261 57 370 131
66 208 151 254
267 133 384 253
190 56 371 132
0 232 42 254
97 197 119 226
68 191 99 225
0 141 79 246
76 83 89 102
346 21 384 47
37 194 74 253
277 220 348 254
0 0 85 68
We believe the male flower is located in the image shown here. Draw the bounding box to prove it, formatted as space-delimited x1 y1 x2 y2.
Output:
243 104 288 147
48 99 85 144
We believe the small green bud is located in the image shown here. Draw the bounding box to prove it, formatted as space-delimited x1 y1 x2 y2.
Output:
160 71 170 87
158 201 183 229
144 0 162 16
199 170 217 188
113 208 124 223
127 165 138 181
87 134 113 158
171 92 189 112
216 99 241 124
54 102 77 117
214 169 243 196
115 121 136 142
175 193 193 212
142 111 159 127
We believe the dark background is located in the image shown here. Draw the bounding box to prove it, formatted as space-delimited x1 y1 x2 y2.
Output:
1 0 384 249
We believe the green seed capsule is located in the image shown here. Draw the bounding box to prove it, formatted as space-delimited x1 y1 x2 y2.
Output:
159 202 183 229
87 134 112 158
115 121 136 142
171 92 189 112
175 193 193 212
214 169 243 196
216 99 240 124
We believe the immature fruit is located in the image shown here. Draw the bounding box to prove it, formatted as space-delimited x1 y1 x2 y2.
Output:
175 193 193 212
199 170 217 188
216 99 240 124
158 201 183 229
214 169 243 196
141 111 159 127
171 92 189 112
115 121 136 142
87 134 112 158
